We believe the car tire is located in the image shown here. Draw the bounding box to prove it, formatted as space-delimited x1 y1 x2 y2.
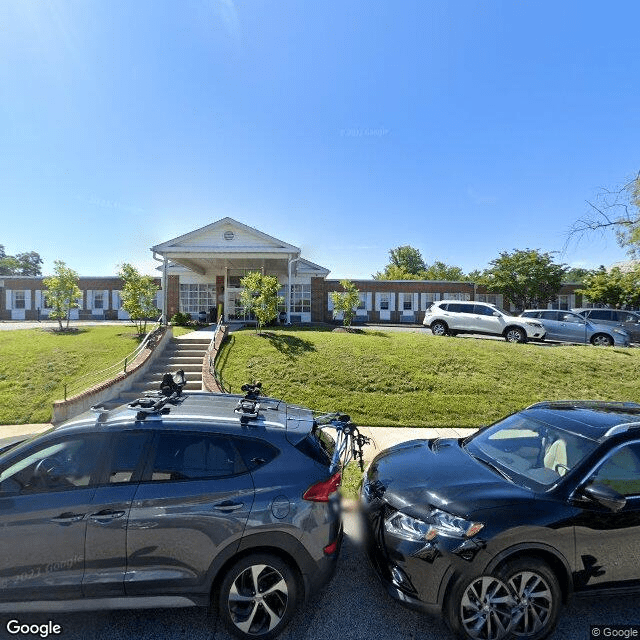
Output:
591 333 614 347
446 574 515 640
431 321 449 337
504 327 526 343
445 558 561 640
218 553 301 640
496 557 561 640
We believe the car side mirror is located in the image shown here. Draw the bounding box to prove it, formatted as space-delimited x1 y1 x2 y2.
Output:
581 482 626 512
492 311 500 317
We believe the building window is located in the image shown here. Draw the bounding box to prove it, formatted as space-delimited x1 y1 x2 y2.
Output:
290 284 311 313
227 269 257 288
358 293 366 310
443 292 470 301
476 294 498 305
379 293 390 310
401 293 413 311
14 291 26 309
179 284 217 314
93 292 104 309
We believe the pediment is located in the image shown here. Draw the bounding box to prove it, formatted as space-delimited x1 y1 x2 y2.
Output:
152 218 300 254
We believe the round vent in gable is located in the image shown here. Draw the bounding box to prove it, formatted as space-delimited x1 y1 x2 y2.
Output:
223 231 235 241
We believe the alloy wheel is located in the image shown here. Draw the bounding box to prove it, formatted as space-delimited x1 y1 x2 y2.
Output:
227 563 289 636
459 575 515 640
507 571 553 637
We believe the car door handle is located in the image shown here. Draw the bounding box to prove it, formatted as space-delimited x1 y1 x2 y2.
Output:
51 512 85 524
212 501 244 512
89 509 126 523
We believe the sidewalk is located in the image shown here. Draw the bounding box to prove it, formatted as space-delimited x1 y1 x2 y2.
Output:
1 422 477 457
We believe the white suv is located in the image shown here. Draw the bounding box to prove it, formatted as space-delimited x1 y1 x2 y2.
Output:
423 300 546 343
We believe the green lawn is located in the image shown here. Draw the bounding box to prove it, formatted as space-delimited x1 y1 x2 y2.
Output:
0 327 144 425
218 327 640 428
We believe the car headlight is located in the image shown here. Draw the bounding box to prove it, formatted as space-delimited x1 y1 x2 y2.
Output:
384 509 484 542
524 321 543 328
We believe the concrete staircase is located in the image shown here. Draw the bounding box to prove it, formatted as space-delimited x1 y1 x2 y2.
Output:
118 333 212 402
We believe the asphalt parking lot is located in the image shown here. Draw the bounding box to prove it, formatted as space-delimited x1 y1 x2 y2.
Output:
2 509 638 640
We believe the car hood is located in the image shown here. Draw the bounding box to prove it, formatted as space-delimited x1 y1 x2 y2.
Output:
367 438 532 519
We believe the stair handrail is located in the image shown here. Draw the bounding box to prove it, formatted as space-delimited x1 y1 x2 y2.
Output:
61 318 165 401
207 318 231 393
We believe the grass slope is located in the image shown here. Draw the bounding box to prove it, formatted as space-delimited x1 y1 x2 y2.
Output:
0 327 143 425
218 328 640 428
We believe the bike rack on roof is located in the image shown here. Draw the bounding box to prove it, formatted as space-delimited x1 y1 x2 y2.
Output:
235 382 263 424
127 369 187 421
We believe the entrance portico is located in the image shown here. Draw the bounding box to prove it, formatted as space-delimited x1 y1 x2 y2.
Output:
151 218 329 323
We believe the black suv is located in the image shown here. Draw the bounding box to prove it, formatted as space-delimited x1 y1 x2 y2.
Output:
0 377 343 640
362 400 640 640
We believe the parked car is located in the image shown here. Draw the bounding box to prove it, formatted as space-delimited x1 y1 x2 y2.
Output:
520 309 630 346
573 308 640 343
362 400 640 640
0 377 343 640
422 300 546 343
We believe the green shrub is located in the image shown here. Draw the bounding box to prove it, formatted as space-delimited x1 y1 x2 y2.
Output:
170 312 193 326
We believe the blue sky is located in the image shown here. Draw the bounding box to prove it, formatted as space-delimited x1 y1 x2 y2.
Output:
1 0 639 279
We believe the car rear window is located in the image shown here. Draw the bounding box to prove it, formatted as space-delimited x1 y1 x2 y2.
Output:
296 428 335 466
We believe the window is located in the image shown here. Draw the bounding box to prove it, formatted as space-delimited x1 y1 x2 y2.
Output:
93 292 104 309
357 292 366 310
179 284 217 314
592 443 640 497
379 293 390 310
587 310 612 321
102 432 151 485
443 292 471 301
227 268 255 288
476 294 499 305
541 311 559 320
13 291 26 309
0 435 103 494
232 437 279 471
290 284 311 313
474 304 496 316
401 294 413 311
149 432 247 481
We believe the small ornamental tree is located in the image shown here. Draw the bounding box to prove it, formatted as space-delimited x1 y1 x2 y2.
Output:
239 271 283 335
118 263 159 335
330 279 360 327
43 261 83 330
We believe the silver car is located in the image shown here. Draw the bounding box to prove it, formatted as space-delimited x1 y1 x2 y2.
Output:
520 309 630 346
573 308 640 343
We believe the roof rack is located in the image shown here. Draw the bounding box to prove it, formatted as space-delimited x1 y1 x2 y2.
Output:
527 400 640 412
235 382 263 424
128 369 187 420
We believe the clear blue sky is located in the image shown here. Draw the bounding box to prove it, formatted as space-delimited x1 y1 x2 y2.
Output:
1 0 639 279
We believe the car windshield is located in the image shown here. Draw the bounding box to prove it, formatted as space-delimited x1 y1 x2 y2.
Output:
464 412 598 490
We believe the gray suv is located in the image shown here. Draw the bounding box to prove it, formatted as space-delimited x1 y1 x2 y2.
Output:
573 308 640 343
0 378 342 639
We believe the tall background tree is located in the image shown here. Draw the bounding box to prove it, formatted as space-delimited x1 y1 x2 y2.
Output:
43 261 82 330
374 245 466 281
0 245 42 276
239 271 282 335
577 265 640 309
570 171 640 257
477 249 566 311
118 263 160 335
330 279 360 327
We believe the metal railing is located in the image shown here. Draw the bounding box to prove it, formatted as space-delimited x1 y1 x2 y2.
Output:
62 319 165 401
207 318 232 393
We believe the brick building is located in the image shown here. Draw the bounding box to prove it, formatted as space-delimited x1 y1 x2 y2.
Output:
0 218 583 324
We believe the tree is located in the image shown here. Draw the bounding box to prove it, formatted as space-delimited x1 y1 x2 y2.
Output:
374 246 426 279
118 263 160 335
0 246 42 275
569 171 640 257
577 265 640 308
422 261 466 281
563 267 593 284
374 246 466 281
478 249 566 311
43 261 83 330
239 271 283 335
330 279 360 327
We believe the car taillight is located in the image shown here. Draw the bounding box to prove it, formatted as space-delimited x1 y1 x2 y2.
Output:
303 472 341 502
